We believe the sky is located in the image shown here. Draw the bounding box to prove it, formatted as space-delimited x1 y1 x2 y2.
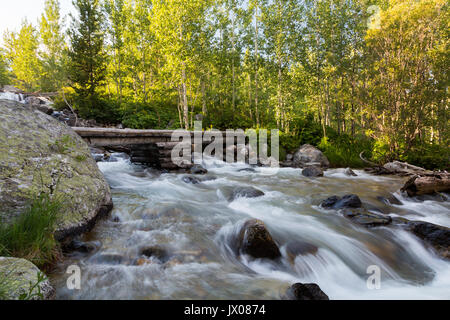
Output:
0 0 74 44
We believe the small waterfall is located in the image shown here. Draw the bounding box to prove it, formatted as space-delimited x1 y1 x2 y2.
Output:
0 91 25 103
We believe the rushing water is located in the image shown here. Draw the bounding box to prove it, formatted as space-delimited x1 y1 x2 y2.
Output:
0 92 25 103
50 155 450 300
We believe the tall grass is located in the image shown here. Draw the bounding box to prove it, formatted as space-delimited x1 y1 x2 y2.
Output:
0 194 62 268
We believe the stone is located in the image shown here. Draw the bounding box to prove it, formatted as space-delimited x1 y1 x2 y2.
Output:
0 100 113 241
228 187 265 201
190 164 208 175
0 257 55 300
236 219 281 260
285 283 329 300
344 168 357 176
407 221 449 259
377 194 403 206
182 176 202 185
343 209 392 228
321 194 362 209
182 175 217 185
62 239 99 254
302 166 324 177
293 144 330 168
140 246 170 263
238 168 257 173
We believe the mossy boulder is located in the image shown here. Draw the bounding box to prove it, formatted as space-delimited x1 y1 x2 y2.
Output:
0 100 113 241
0 257 55 300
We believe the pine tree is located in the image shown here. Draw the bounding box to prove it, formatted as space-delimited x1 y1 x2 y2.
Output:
67 0 106 117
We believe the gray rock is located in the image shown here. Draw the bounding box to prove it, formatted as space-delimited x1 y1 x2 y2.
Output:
406 221 449 259
190 164 208 175
0 257 55 300
302 166 324 177
285 283 329 300
229 187 265 201
321 194 362 209
343 209 392 228
0 100 113 241
293 144 330 168
140 246 170 263
344 168 357 176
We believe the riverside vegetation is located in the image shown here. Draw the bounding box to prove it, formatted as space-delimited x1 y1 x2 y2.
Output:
0 0 448 170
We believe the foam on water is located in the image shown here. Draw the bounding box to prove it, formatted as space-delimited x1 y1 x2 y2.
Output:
51 154 450 300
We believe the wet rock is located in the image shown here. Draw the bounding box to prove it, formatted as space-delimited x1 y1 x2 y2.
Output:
62 239 99 254
302 166 324 177
344 168 357 176
229 187 265 201
293 144 330 168
286 241 318 263
238 168 257 173
236 219 281 260
377 194 403 206
190 164 208 175
407 221 450 259
343 209 392 228
285 283 329 300
286 154 293 161
321 194 362 209
182 175 217 185
140 246 170 263
182 176 202 184
0 257 55 300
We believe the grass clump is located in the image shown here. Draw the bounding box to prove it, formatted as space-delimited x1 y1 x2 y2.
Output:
0 194 62 268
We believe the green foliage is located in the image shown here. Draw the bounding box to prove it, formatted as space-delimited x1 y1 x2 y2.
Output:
67 0 106 115
0 194 61 268
3 21 42 91
51 134 76 154
39 0 67 91
0 51 10 86
319 134 375 168
18 271 47 300
401 143 450 171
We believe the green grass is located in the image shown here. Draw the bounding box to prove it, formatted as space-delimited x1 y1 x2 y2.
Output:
0 194 62 268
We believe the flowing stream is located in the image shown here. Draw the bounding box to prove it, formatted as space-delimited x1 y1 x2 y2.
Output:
50 154 450 300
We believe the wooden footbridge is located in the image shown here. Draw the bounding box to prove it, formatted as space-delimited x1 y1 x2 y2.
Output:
72 127 247 170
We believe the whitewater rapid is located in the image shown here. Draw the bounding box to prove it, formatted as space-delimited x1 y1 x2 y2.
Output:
51 155 450 300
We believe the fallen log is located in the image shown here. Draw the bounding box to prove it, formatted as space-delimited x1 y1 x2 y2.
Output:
401 173 450 197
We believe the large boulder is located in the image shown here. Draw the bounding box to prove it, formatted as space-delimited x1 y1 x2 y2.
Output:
0 100 113 241
285 283 329 300
236 219 281 260
0 257 55 300
293 144 330 168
